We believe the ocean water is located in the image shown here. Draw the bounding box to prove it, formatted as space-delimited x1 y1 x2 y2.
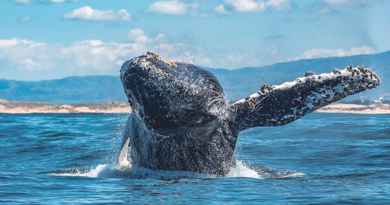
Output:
1 113 390 204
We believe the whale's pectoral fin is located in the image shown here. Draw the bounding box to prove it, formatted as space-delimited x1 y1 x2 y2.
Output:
231 66 380 131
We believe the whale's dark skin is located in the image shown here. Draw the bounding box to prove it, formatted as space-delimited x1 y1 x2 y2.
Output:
118 52 380 176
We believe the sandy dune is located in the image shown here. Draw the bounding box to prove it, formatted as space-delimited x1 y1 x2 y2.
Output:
0 99 131 114
317 103 390 114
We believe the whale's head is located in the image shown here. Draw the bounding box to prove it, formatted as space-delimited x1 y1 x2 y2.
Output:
120 52 229 129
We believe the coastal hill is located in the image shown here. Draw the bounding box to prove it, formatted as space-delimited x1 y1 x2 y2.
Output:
0 76 124 103
213 50 389 101
0 51 389 103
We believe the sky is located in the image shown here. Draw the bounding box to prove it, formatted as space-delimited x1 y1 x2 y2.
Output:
0 0 389 80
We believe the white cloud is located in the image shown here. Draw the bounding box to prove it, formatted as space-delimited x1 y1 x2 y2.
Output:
148 0 192 15
0 36 292 79
294 46 376 60
221 0 289 13
0 39 21 47
128 28 149 44
324 0 350 5
64 6 131 22
215 4 229 14
60 40 131 72
266 0 290 9
0 39 48 71
225 0 265 12
0 29 207 79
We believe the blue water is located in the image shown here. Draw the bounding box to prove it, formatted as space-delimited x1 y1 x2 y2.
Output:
1 113 390 204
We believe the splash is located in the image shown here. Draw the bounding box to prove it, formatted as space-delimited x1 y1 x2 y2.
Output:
227 160 262 179
50 164 110 178
50 160 304 179
50 136 133 178
50 121 303 179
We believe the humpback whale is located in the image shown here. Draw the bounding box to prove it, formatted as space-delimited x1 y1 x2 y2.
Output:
118 52 380 176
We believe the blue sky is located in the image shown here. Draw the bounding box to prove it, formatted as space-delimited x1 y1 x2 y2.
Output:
0 0 389 80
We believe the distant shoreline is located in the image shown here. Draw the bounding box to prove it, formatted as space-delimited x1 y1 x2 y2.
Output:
0 99 389 114
0 99 131 114
316 103 390 114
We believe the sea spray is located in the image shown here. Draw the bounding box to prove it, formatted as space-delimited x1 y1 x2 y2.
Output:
49 164 110 178
50 117 302 179
49 159 303 179
227 160 262 179
50 130 304 179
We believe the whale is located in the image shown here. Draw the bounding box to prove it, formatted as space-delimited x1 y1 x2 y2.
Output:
117 52 380 176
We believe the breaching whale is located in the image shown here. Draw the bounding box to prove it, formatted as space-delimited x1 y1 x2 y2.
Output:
118 52 380 176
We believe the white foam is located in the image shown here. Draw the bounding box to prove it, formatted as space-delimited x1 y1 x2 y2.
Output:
50 161 259 179
50 160 305 180
227 160 305 179
50 164 109 178
277 172 305 178
50 126 302 180
227 160 262 179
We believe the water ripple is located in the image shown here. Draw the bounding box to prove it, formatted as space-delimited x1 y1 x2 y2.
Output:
1 113 390 204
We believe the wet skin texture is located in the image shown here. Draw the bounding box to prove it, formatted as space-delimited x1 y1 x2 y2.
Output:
119 52 380 176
